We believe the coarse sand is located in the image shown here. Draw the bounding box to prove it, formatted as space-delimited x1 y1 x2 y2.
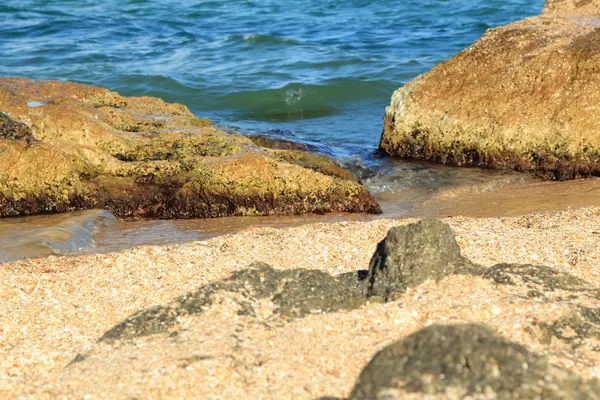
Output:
1 207 599 399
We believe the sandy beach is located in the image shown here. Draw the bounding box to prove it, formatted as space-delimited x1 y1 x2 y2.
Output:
2 206 599 398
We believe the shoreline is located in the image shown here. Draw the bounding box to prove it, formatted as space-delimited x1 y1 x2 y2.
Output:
3 174 600 262
2 205 599 398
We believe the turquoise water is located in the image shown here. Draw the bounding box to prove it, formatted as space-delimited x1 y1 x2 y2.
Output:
1 0 543 158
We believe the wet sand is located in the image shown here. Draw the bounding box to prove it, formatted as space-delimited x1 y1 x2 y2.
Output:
3 175 600 262
418 177 600 218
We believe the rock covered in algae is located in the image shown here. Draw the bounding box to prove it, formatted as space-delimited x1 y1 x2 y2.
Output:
348 323 600 400
365 219 482 300
0 77 380 218
380 0 600 179
0 112 33 140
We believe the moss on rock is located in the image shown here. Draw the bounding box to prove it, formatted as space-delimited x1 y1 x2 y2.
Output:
0 112 33 140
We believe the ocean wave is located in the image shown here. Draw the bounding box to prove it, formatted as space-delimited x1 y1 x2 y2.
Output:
225 33 301 46
217 78 397 121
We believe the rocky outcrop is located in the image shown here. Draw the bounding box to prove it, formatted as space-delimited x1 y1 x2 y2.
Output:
0 78 380 218
380 1 600 180
542 0 600 16
347 324 600 399
98 218 600 346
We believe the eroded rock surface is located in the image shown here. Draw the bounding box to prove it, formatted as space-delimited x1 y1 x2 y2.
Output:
483 262 600 352
0 112 33 140
380 1 600 179
542 0 600 16
347 324 600 400
0 78 380 218
484 263 596 292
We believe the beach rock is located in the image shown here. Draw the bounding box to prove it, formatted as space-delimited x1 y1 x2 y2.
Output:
99 262 367 341
347 323 600 400
365 219 482 300
483 262 600 350
538 305 600 349
380 1 600 179
484 263 596 292
0 77 380 218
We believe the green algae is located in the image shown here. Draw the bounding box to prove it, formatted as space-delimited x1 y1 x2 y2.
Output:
0 112 33 140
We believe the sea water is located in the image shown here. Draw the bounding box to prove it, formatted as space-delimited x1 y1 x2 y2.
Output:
0 0 546 259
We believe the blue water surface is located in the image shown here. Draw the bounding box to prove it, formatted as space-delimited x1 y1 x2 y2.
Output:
0 0 543 158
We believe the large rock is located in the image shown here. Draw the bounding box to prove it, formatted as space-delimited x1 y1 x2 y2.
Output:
347 324 600 399
365 219 482 300
0 78 380 218
380 1 600 180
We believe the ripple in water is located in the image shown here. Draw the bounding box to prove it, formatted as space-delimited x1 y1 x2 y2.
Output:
0 210 116 262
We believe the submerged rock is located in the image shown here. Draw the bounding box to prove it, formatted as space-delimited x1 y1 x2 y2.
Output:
380 1 600 179
0 77 380 218
365 219 482 300
348 323 600 400
99 262 367 341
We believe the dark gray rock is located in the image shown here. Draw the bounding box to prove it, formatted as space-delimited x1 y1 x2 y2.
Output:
366 219 482 300
348 323 600 400
538 306 600 349
483 263 595 292
484 264 600 351
100 220 485 341
99 262 367 342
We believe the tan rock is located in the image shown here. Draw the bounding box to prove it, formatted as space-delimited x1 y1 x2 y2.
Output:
380 3 600 179
0 78 380 217
542 0 600 16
